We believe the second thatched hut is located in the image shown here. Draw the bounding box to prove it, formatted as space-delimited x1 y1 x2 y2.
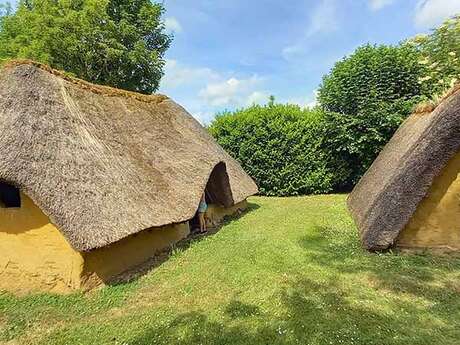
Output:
348 86 460 253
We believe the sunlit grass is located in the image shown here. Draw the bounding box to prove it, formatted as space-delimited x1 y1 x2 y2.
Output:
1 195 459 345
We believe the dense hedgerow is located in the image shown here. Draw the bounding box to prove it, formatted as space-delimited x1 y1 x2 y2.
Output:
209 104 335 196
209 100 417 196
209 31 457 196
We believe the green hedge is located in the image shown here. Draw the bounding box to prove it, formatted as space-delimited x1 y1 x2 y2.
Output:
209 100 416 196
209 104 335 196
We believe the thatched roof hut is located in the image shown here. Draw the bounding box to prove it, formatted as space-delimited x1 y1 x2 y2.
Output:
348 87 460 252
0 61 258 293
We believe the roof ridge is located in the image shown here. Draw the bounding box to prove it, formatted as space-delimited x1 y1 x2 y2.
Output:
2 59 169 104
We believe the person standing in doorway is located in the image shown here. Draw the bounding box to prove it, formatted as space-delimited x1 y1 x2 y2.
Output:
198 192 208 233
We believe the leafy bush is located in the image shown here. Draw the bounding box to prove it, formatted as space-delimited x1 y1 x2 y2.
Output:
315 43 433 191
0 0 171 94
209 104 335 196
409 15 460 94
319 98 422 190
209 99 417 196
318 44 432 115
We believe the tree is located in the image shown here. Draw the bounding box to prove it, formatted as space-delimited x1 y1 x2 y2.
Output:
315 44 434 189
0 0 171 94
409 15 460 95
319 98 422 190
318 44 432 115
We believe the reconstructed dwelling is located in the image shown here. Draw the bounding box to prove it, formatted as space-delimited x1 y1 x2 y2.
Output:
0 61 258 294
348 86 460 252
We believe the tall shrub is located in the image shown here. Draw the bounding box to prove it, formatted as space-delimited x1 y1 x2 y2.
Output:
318 44 432 115
320 98 423 190
317 44 433 189
209 104 334 196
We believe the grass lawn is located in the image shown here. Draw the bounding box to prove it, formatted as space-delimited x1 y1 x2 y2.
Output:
1 195 459 345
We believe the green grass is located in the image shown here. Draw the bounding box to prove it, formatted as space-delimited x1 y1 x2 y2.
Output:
1 195 459 345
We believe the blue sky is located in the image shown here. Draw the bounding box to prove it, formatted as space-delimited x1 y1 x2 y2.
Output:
159 0 460 123
1 0 460 122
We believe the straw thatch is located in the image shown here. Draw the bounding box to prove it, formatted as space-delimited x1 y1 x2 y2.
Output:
0 62 258 251
347 87 460 251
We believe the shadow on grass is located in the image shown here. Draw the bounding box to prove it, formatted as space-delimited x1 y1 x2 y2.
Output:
224 300 261 319
298 224 460 309
108 202 261 286
121 221 459 345
126 274 458 345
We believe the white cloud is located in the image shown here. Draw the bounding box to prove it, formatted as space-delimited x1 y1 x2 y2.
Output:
307 0 339 36
282 0 338 61
161 59 219 89
246 91 269 106
193 111 214 124
369 0 396 11
414 0 460 29
199 76 266 107
160 60 269 122
164 17 183 33
306 90 319 108
284 90 319 109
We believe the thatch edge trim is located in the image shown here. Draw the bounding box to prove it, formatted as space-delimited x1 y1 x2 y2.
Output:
1 59 168 104
413 83 460 115
4 160 240 252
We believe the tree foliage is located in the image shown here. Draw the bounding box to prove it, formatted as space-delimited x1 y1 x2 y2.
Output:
409 15 460 94
0 0 171 94
318 44 432 115
314 43 434 191
319 98 422 190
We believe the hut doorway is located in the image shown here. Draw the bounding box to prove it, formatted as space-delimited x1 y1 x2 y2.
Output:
190 162 234 232
204 162 234 207
0 182 21 208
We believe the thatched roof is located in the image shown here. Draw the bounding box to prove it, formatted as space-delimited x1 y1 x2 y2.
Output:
0 61 258 251
347 87 460 251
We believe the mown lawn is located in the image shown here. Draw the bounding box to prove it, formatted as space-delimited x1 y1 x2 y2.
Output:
1 195 459 345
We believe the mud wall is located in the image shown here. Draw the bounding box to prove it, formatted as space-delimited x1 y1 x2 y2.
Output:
0 193 84 294
398 151 460 251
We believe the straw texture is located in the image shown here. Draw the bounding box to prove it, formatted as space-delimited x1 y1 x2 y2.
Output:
347 87 460 251
0 62 258 251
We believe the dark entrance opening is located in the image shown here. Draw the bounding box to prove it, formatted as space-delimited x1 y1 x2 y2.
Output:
190 162 234 231
204 162 234 208
0 182 21 208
